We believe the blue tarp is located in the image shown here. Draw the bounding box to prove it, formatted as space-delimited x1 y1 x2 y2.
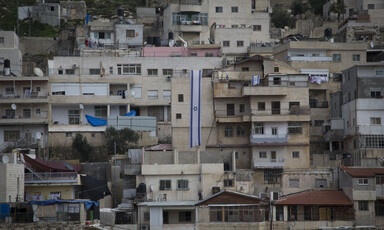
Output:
28 200 98 210
85 115 107 126
0 204 10 220
123 110 136 116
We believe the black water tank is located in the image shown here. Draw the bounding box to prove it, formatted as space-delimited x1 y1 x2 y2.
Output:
168 31 174 40
146 36 154 45
324 28 332 38
153 37 161 47
117 8 124 17
137 183 146 194
4 59 10 68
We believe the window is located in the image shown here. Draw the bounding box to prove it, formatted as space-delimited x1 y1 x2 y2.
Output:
94 32 111 39
163 69 173 76
0 37 4 44
66 132 72 138
358 178 369 185
237 126 245 137
21 109 30 119
264 169 282 184
159 180 171 190
289 179 300 188
364 135 384 148
117 64 141 75
371 117 381 125
253 25 261 31
148 90 158 99
292 151 300 158
65 69 74 75
225 126 234 137
89 69 100 75
126 30 135 37
177 94 184 102
216 6 223 13
368 4 375 9
314 120 324 126
36 87 41 92
163 90 171 99
147 69 158 76
273 77 281 85
239 104 245 113
224 179 233 187
36 108 41 115
242 67 249 71
288 122 303 134
5 109 15 118
231 25 238 29
376 201 384 216
377 71 384 76
274 67 279 72
4 130 20 142
371 90 382 98
190 53 197 56
272 127 278 135
94 105 107 119
176 113 182 119
271 101 280 114
210 206 266 222
254 122 264 134
67 109 80 124
179 211 192 222
58 69 63 74
258 102 265 111
237 41 244 47
359 201 369 211
210 207 223 222
177 180 189 190
376 176 384 185
223 41 230 47
227 104 235 116
259 152 267 158
333 54 342 62
5 87 14 95
352 54 360 62
231 6 238 13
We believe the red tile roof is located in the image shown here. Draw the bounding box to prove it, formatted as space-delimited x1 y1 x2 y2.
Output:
276 190 353 206
145 144 173 151
341 167 384 177
22 153 81 172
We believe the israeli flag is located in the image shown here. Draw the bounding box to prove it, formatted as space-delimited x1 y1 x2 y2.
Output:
251 75 260 86
190 70 202 148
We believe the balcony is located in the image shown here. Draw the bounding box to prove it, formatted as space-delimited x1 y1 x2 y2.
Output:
179 24 204 32
250 134 288 144
288 56 332 62
243 86 287 96
254 159 285 169
309 100 328 108
0 113 48 125
251 107 311 122
214 83 242 98
25 172 79 184
0 92 49 103
215 109 251 123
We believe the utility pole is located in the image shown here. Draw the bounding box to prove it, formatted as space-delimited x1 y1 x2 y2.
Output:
113 141 117 207
16 0 19 35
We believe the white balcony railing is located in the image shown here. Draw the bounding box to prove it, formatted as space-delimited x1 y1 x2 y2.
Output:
25 172 78 184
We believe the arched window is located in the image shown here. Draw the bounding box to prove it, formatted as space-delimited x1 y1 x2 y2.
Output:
224 126 233 137
237 125 245 136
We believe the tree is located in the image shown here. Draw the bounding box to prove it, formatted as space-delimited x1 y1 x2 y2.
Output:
105 127 140 155
271 7 293 29
72 134 93 162
308 0 327 15
291 0 308 16
329 0 346 22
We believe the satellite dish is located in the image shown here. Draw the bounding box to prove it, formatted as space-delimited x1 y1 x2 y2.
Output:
79 104 84 110
370 41 374 48
34 68 44 77
35 132 42 140
2 155 9 164
63 161 74 171
169 39 175 47
131 91 136 96
11 104 17 110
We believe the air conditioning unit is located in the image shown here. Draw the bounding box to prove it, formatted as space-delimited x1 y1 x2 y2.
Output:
141 224 150 230
271 191 279 201
166 75 172 81
259 192 268 199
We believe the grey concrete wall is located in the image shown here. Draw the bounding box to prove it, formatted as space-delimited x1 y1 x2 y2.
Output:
19 37 58 54
124 165 141 175
200 150 232 164
80 162 110 182
144 151 174 164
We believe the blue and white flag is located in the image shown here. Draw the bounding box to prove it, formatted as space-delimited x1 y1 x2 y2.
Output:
189 70 202 148
251 75 260 86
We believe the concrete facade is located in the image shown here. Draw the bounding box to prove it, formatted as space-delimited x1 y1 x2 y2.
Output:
0 153 24 202
0 31 23 76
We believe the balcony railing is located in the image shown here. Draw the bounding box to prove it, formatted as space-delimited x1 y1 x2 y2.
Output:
309 100 328 108
250 134 288 144
0 92 48 99
25 172 78 184
1 112 48 120
171 0 202 5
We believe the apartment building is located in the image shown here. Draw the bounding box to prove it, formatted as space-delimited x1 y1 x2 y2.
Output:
0 31 48 152
340 64 384 166
161 0 270 57
273 41 369 165
48 46 223 147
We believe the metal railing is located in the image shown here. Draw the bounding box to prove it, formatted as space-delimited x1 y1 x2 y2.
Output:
309 100 328 108
0 92 48 99
25 172 78 183
172 0 202 5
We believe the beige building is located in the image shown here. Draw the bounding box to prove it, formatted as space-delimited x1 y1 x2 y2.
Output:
273 41 370 165
0 152 24 202
48 47 223 147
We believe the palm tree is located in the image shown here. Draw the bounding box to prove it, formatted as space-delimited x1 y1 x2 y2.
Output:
329 0 346 22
